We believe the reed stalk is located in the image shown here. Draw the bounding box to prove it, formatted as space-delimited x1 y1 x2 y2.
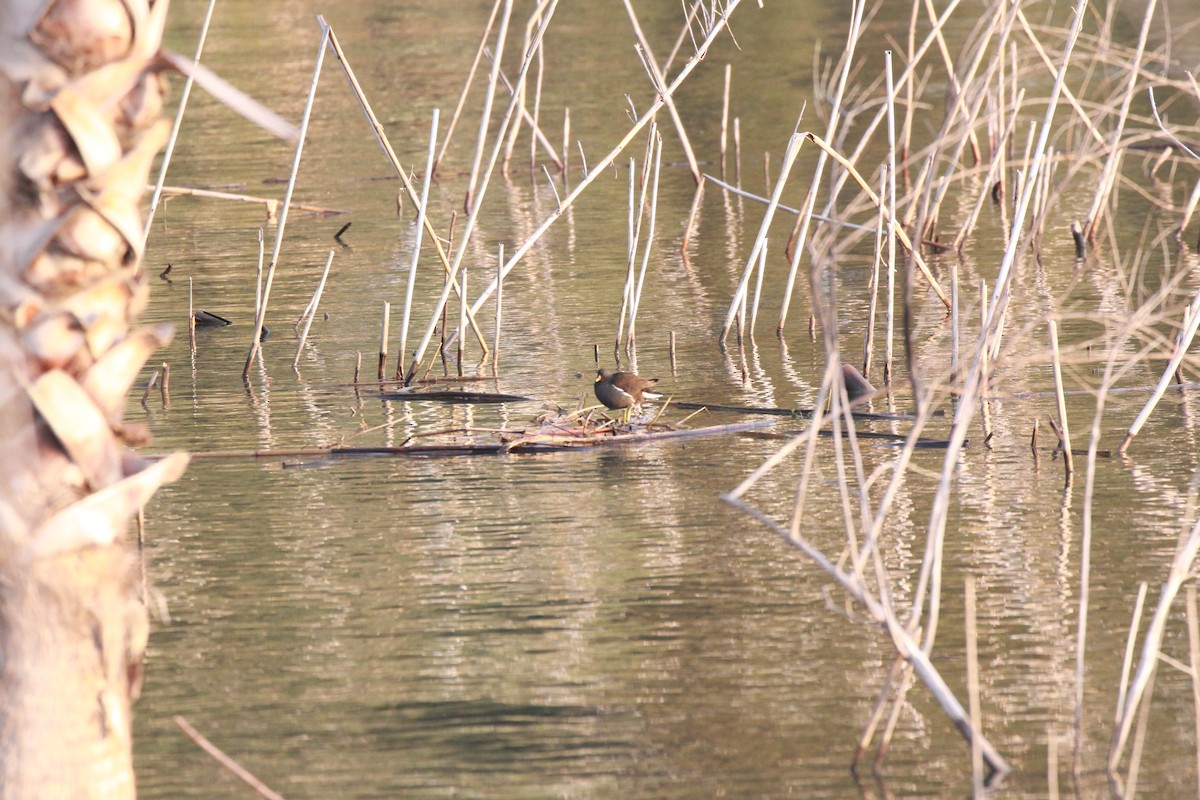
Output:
719 130 805 342
398 110 440 381
460 0 752 335
628 132 663 349
142 0 218 248
293 250 335 369
244 24 329 378
775 0 866 335
493 244 504 374
457 269 467 377
1049 319 1073 480
323 24 489 353
433 0 503 175
622 0 700 183
464 0 514 213
407 0 560 381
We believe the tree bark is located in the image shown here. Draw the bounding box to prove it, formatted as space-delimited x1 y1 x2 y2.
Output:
0 0 184 796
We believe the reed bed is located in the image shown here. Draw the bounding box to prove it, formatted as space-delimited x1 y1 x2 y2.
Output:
144 0 1200 792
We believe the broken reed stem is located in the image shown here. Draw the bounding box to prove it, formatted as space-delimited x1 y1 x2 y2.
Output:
142 0 217 249
378 302 390 380
140 369 160 409
668 330 676 375
353 351 362 384
293 250 335 368
173 716 286 800
160 362 170 406
1048 319 1073 480
464 0 514 213
244 23 329 379
493 244 504 374
398 109 440 381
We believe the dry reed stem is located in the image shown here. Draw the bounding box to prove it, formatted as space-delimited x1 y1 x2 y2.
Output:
244 24 329 378
433 0 503 174
142 0 218 247
460 0 753 332
407 0 560 380
1082 0 1158 241
720 130 805 342
966 575 983 797
324 30 489 355
487 54 563 170
464 0 514 213
622 0 700 183
1188 585 1200 793
398 109 440 380
1048 320 1074 479
493 244 504 374
862 166 886 379
1110 515 1200 773
628 132 663 349
775 0 866 335
1118 281 1200 455
173 716 286 800
293 250 334 369
802 132 950 311
884 51 898 383
378 302 391 381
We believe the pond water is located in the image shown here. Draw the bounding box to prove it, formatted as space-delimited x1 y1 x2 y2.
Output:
132 1 1200 797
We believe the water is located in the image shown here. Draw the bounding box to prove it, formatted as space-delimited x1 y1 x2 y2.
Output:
132 1 1200 797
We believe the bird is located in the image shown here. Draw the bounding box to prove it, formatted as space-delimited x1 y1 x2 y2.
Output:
594 368 663 422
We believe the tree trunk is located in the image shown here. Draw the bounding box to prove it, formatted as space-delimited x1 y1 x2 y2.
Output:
0 0 184 796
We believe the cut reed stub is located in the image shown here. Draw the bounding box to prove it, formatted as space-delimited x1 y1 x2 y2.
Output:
1070 221 1086 259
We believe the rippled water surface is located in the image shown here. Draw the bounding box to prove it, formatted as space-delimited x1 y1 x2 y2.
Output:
131 1 1200 797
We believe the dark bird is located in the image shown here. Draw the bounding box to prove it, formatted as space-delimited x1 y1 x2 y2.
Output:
594 368 663 421
842 363 877 405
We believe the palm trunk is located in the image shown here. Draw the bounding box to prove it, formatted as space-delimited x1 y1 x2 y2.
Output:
0 0 184 796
